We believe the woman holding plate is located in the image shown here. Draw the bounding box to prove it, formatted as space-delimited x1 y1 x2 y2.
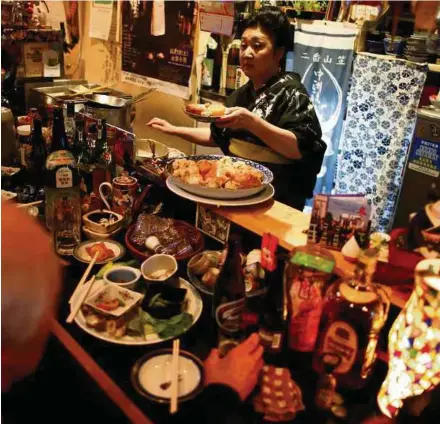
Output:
147 7 324 210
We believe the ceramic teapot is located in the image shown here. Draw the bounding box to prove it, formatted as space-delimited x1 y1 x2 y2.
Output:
99 172 150 222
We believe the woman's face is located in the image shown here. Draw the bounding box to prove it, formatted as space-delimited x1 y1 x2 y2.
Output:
239 26 283 81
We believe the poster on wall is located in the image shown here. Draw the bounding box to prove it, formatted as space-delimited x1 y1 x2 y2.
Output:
293 23 358 200
199 1 235 36
121 0 196 98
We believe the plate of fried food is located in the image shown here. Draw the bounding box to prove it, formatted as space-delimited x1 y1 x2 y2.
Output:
73 240 126 265
183 103 226 123
167 155 273 200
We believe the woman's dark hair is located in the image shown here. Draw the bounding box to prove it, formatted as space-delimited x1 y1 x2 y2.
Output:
237 6 294 55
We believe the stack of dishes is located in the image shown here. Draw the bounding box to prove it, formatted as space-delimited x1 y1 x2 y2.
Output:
404 35 428 63
166 155 275 207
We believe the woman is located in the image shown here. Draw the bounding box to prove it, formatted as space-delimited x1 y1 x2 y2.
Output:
148 7 325 210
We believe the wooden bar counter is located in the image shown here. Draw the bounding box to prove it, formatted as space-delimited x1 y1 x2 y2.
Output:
207 199 409 309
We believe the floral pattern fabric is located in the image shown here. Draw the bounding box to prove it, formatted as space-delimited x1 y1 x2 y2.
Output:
334 54 427 231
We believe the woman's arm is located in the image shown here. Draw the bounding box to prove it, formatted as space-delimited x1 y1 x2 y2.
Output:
147 118 216 147
215 108 302 159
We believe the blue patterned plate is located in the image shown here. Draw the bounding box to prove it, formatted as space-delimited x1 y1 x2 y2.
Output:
167 155 273 200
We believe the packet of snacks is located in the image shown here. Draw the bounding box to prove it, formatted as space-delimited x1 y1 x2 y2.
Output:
253 365 305 422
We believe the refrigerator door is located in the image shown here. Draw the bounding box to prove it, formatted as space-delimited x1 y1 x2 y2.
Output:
392 108 440 229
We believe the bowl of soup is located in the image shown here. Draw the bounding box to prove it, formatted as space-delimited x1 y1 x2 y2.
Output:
104 266 142 290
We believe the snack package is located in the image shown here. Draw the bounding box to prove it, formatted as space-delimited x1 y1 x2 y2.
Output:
253 365 305 422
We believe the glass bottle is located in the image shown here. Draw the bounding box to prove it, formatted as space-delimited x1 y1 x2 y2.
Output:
64 101 76 149
201 35 217 90
53 195 81 256
315 353 341 410
258 246 288 365
28 118 47 189
313 248 390 390
213 234 246 357
286 245 336 353
225 40 240 94
50 106 70 152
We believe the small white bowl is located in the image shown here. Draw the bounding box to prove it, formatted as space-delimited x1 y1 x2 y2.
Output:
104 266 142 290
141 254 178 282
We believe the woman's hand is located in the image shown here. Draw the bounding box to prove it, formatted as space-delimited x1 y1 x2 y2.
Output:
215 107 257 131
146 117 177 135
204 333 264 401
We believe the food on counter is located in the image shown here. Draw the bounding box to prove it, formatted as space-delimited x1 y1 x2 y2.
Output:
97 260 139 278
171 157 264 189
253 365 305 422
145 269 174 280
86 242 115 262
81 282 193 341
201 267 220 288
129 214 197 257
185 103 225 117
189 249 265 294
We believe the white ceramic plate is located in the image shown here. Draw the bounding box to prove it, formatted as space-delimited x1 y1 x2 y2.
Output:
73 278 203 346
131 349 204 403
183 108 223 123
167 177 275 207
73 240 126 265
167 155 273 200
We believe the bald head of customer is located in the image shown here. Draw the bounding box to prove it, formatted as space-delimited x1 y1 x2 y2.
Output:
1 201 62 391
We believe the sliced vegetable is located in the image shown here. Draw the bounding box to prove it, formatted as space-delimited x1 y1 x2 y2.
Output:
96 298 120 311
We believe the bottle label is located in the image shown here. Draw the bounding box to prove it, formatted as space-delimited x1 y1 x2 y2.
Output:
215 298 245 335
56 166 73 189
290 252 335 273
226 65 238 90
321 321 358 374
46 150 76 170
259 328 283 353
261 233 278 272
289 278 323 351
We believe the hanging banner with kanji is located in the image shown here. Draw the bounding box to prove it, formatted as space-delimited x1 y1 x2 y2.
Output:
121 1 196 98
293 22 358 197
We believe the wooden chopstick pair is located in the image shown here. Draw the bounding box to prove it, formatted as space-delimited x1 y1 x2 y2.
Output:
170 339 180 414
66 251 99 323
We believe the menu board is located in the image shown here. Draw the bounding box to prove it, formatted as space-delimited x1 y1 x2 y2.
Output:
121 1 195 98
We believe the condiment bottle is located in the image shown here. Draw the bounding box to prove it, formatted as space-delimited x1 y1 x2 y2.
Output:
286 245 335 352
315 353 341 410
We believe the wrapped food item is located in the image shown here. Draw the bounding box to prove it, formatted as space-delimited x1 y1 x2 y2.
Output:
253 365 305 422
129 214 171 249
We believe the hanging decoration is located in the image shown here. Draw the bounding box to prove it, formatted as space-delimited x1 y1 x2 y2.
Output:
293 22 358 198
334 53 427 231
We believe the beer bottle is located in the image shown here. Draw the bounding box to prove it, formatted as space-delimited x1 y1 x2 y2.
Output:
258 234 288 364
50 106 70 153
201 35 217 90
225 40 240 94
64 101 76 149
211 34 223 92
28 118 47 188
213 234 246 356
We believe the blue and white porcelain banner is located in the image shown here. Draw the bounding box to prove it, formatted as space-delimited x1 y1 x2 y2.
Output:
334 53 427 231
294 22 358 197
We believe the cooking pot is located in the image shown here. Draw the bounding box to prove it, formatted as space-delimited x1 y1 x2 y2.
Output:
84 92 150 130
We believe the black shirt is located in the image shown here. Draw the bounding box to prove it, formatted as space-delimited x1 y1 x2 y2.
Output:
211 72 325 209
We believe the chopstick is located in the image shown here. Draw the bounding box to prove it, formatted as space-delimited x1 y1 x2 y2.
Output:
16 200 43 208
68 251 99 305
66 275 96 324
170 339 180 414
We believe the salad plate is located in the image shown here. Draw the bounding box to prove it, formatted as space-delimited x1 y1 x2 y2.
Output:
73 277 203 346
